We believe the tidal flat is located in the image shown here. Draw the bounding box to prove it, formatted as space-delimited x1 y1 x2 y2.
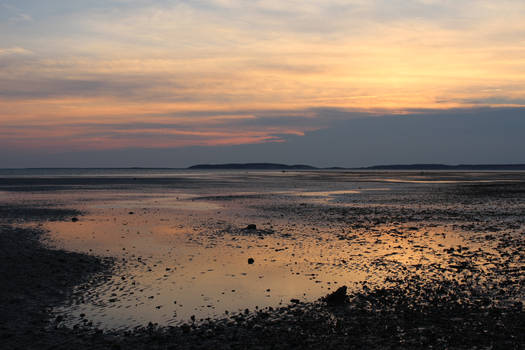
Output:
0 170 523 349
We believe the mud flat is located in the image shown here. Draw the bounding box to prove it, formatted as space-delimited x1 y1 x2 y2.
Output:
0 208 112 349
0 170 524 349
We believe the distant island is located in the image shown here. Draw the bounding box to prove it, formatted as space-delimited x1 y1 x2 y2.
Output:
188 163 525 170
188 163 317 170
360 164 525 170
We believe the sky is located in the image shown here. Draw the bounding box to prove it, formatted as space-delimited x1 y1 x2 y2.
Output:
1 0 524 167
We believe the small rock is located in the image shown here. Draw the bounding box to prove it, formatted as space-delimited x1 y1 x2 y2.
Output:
324 285 348 306
248 258 255 264
71 217 79 222
181 324 191 333
246 224 257 230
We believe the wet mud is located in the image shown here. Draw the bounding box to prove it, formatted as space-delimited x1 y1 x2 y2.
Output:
0 171 523 349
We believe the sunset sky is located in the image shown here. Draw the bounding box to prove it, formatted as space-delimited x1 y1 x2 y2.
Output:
1 0 525 167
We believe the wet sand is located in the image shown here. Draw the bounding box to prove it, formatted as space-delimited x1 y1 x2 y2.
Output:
0 170 524 349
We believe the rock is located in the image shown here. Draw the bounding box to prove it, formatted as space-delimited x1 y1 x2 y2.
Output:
290 299 300 304
71 217 79 222
129 211 134 215
248 258 255 264
181 324 191 333
246 224 257 230
324 286 348 306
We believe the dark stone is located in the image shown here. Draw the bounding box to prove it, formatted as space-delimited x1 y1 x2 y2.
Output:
324 286 348 306
71 217 79 222
248 258 255 264
181 324 191 333
246 224 257 230
290 299 300 304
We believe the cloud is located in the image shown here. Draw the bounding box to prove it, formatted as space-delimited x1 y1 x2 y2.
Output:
1 0 525 157
0 103 365 152
0 47 33 56
0 76 186 100
2 107 524 168
8 13 32 23
452 97 525 106
1 3 32 22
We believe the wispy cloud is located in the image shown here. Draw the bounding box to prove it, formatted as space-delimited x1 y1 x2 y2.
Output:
1 3 33 22
1 0 524 154
0 46 33 56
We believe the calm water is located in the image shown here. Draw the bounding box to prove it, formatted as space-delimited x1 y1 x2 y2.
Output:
1 169 520 329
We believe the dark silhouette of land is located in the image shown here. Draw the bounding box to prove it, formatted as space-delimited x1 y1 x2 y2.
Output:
361 163 525 170
188 163 525 170
188 163 317 170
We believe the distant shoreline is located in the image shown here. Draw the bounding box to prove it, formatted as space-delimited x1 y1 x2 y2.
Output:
2 163 525 171
188 163 525 170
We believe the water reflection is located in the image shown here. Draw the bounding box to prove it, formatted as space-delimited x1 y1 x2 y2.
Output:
45 192 483 330
3 170 516 329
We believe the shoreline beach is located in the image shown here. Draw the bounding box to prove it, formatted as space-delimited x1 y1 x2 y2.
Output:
1 171 523 349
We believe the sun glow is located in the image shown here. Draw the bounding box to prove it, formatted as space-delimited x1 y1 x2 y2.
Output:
1 0 524 151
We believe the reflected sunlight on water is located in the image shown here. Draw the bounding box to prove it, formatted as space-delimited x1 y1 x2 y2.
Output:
3 170 518 330
42 191 482 330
